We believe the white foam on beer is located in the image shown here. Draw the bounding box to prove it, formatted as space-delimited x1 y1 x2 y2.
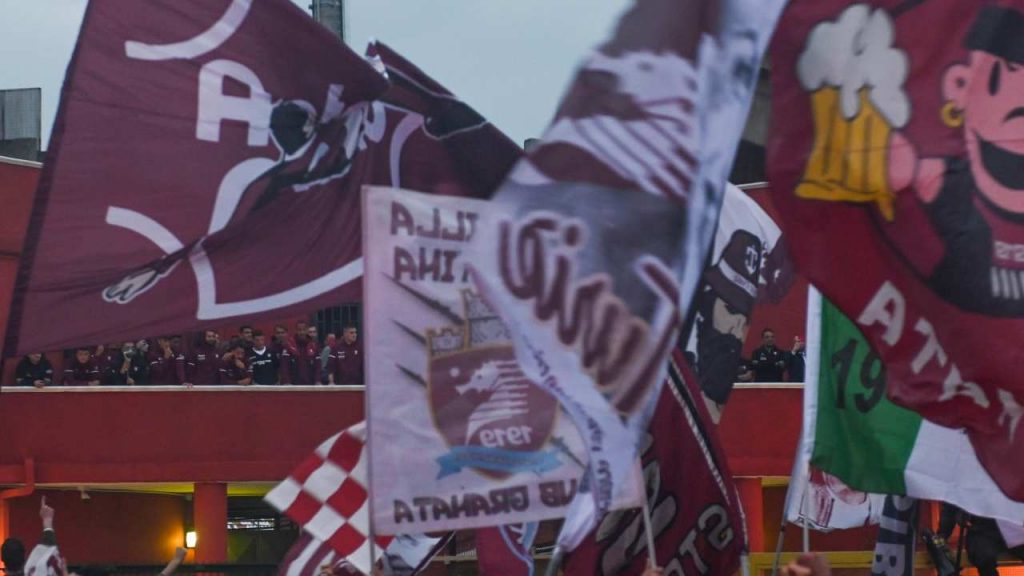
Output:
797 4 910 129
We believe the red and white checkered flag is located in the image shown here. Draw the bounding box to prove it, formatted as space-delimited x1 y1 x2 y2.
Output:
266 422 391 575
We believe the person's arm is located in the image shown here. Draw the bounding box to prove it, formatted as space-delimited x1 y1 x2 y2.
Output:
157 547 188 576
738 363 754 382
40 496 57 546
62 368 73 386
781 553 831 576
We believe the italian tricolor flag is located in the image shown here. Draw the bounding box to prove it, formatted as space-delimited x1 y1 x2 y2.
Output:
795 288 1024 523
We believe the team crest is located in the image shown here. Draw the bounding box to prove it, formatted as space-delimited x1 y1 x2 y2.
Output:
427 290 561 479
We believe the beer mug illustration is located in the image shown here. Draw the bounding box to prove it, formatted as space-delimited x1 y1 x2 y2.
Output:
794 5 910 221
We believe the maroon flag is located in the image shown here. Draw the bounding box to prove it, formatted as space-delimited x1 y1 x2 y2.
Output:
476 523 538 576
768 0 1024 498
5 0 518 355
563 351 746 576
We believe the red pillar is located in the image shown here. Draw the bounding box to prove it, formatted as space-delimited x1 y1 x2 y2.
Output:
735 477 765 553
193 482 228 563
0 500 8 571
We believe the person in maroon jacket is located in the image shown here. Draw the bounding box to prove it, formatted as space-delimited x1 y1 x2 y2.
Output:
220 341 253 385
62 347 101 386
293 324 321 385
328 325 363 385
148 336 185 385
184 330 222 386
272 325 296 385
92 344 119 376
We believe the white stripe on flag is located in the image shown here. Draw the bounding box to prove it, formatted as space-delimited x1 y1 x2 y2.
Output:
904 421 1024 522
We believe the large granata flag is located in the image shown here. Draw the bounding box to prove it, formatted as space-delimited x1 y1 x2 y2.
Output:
468 0 787 532
362 186 638 534
769 0 1024 498
4 0 517 355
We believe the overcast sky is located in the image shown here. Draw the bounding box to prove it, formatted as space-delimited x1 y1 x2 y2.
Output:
0 0 630 147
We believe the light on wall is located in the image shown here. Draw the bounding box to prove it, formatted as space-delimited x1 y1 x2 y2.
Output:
185 531 197 549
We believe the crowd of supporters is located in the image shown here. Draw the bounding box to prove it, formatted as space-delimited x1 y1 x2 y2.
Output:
13 321 364 387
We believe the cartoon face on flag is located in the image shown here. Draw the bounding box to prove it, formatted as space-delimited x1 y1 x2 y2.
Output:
685 184 791 418
5 0 517 355
789 2 1024 316
363 187 636 535
770 0 1024 500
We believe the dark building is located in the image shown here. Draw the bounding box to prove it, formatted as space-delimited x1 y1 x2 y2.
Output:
309 0 344 40
0 88 42 162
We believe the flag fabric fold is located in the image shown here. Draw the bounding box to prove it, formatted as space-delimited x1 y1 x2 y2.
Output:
468 0 788 540
800 287 1024 524
279 530 448 576
476 523 539 576
5 0 517 355
267 422 391 576
769 0 1024 500
563 351 747 576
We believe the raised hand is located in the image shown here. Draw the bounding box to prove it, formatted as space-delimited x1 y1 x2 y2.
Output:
781 553 832 576
40 495 55 530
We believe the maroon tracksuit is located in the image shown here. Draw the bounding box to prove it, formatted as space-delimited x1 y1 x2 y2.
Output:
188 343 222 385
271 340 295 385
293 336 320 385
220 357 253 384
93 349 119 376
330 340 364 385
62 359 100 385
148 349 185 385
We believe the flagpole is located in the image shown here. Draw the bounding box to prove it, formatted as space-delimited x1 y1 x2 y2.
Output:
641 494 658 568
773 286 823 575
800 286 822 557
632 458 658 569
544 545 564 576
802 487 810 553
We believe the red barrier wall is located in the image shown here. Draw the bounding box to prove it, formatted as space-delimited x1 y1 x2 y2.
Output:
0 158 40 348
5 489 187 565
0 384 796 485
718 385 803 476
0 388 363 484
